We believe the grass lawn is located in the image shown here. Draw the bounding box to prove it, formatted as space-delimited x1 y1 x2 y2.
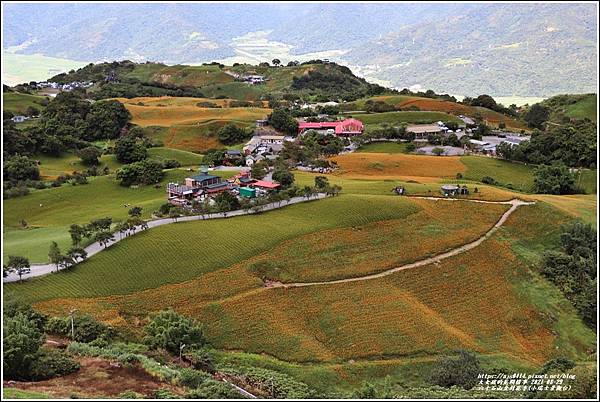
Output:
355 141 409 153
36 153 121 179
147 147 204 165
577 169 597 194
192 82 267 101
342 95 418 110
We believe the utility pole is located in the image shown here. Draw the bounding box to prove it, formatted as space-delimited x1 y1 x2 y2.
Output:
69 308 78 340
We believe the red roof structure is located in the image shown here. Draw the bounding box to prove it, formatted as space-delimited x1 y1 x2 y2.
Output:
298 118 364 136
252 180 281 189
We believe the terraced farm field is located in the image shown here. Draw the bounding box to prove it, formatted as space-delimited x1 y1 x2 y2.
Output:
8 194 424 300
5 162 596 393
234 199 508 282
331 152 466 180
24 202 595 368
334 152 597 195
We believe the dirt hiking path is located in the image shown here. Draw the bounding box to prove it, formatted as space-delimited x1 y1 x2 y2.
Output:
268 197 533 289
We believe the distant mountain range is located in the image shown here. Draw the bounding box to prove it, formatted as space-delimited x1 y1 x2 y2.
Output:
3 2 597 96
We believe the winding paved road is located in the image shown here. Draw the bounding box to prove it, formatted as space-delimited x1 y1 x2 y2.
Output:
3 193 328 283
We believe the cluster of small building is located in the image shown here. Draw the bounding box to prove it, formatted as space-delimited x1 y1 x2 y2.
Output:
468 135 530 155
297 118 365 136
35 81 93 91
406 121 469 140
299 101 340 110
166 168 280 207
240 117 365 166
242 134 294 166
224 71 267 85
406 116 530 156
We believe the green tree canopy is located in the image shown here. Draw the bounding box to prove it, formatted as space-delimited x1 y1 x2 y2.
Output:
115 136 147 164
3 155 40 183
84 100 131 140
116 159 163 186
77 146 102 166
144 310 205 354
3 313 45 380
523 104 550 129
272 163 295 187
217 124 250 145
429 350 481 390
268 108 299 135
533 163 576 194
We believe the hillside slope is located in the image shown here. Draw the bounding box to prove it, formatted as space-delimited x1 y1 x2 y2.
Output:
542 93 597 122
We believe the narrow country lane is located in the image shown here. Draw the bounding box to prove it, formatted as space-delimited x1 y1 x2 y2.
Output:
3 193 328 283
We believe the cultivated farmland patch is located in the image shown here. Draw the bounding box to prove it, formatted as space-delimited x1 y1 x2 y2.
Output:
331 153 466 179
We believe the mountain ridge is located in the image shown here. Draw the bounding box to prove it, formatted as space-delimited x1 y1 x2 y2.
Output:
2 3 597 96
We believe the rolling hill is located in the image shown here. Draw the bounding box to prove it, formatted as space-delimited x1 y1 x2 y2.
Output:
3 3 597 96
542 93 597 122
5 173 596 393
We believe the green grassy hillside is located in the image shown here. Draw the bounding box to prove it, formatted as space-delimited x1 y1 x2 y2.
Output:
543 93 597 122
564 94 597 122
35 147 203 179
3 92 49 115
